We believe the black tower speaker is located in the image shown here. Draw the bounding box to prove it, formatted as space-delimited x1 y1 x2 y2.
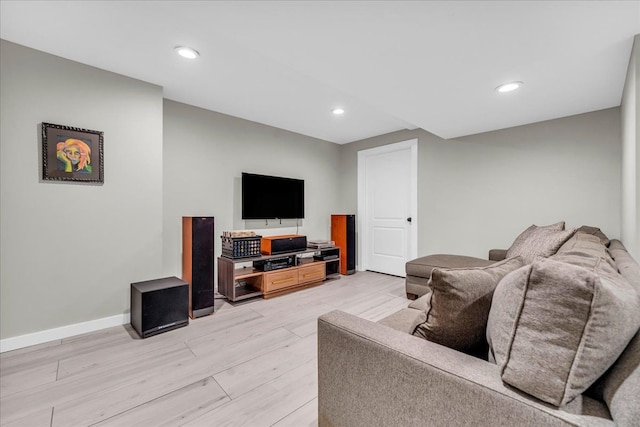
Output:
130 277 189 338
182 216 215 318
331 214 356 275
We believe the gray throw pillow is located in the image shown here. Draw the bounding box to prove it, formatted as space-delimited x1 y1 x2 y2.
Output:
506 227 576 264
411 257 524 354
507 221 565 254
487 257 640 407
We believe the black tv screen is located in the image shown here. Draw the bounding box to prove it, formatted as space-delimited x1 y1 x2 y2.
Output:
242 173 305 219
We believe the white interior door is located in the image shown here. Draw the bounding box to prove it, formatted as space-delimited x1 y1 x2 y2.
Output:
358 139 417 277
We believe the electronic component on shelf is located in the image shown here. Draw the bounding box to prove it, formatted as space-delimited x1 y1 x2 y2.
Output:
221 235 262 259
253 255 297 271
222 230 257 238
308 239 335 249
261 234 307 255
314 246 340 261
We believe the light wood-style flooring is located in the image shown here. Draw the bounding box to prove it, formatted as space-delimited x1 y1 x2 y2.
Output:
0 271 407 427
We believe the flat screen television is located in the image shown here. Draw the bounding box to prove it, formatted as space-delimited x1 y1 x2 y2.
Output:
242 172 305 219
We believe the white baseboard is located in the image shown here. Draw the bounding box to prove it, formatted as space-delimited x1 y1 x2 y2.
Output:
0 313 131 353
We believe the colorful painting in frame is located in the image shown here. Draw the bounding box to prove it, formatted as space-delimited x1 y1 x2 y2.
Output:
42 122 104 183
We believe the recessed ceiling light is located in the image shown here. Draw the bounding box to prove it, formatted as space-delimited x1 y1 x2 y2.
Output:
496 81 523 93
332 108 345 115
175 46 199 59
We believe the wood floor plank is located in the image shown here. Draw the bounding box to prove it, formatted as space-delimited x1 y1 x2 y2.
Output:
91 376 230 427
271 397 317 427
51 350 205 427
1 326 131 377
213 333 316 399
313 272 401 308
248 291 332 318
57 308 263 380
187 327 301 374
260 302 337 332
283 314 320 338
185 315 290 357
0 344 194 425
0 360 58 398
340 292 400 316
1 407 52 427
359 296 410 322
0 340 61 360
184 359 317 427
60 325 131 344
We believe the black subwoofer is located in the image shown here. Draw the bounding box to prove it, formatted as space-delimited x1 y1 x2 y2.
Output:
182 216 215 318
130 277 189 338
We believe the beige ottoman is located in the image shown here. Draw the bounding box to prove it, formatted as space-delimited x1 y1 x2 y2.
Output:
405 254 495 299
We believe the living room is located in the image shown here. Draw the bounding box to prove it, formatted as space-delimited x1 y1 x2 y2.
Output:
1 1 639 426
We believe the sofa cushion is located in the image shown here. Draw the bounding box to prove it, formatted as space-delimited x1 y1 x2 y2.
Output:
575 225 610 247
557 232 608 257
556 232 616 269
588 330 640 427
411 256 524 354
587 239 640 426
377 307 426 334
487 257 640 407
506 226 576 264
609 240 640 292
405 254 495 279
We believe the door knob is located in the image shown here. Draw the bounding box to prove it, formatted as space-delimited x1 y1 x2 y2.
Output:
407 217 412 223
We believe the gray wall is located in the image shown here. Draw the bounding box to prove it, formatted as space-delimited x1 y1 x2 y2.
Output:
0 38 627 345
621 34 639 259
340 108 622 259
162 100 341 280
0 41 164 339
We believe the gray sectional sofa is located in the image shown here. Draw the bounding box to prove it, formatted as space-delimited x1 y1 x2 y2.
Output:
318 224 640 426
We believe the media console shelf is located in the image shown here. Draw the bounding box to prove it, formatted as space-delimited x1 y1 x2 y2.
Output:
218 247 340 302
316 246 340 278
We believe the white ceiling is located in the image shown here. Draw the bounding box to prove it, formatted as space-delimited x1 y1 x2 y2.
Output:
1 1 639 144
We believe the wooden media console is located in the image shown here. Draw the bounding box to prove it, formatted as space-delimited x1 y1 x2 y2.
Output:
218 247 339 302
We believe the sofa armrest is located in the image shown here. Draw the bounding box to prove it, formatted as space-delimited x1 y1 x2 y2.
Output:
318 310 612 427
489 248 508 261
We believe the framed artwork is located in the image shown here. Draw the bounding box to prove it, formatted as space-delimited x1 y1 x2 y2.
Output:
41 122 104 183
